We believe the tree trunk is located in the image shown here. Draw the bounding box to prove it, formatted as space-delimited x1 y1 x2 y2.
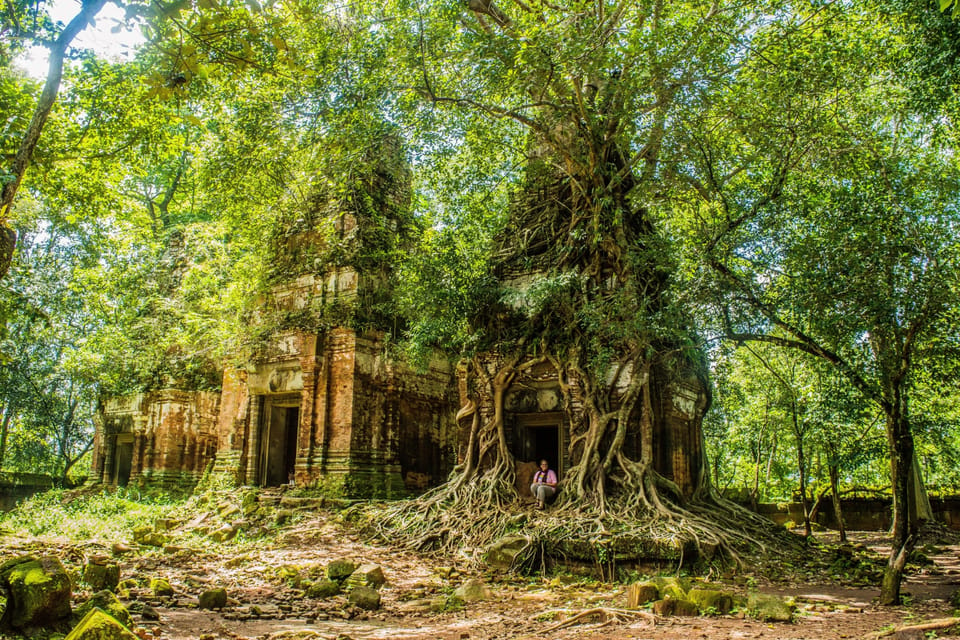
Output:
828 463 846 543
0 0 108 280
879 409 918 605
794 411 811 537
0 400 14 472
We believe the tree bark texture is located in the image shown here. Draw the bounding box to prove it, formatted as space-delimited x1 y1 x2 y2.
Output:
0 0 108 280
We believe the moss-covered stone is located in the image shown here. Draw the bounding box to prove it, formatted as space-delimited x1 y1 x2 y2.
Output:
198 588 227 610
626 581 659 608
149 577 174 597
652 597 699 617
132 526 166 547
64 607 137 640
345 564 386 590
83 562 120 593
347 585 381 610
747 592 796 622
0 555 72 629
305 580 341 598
453 578 492 603
75 591 133 630
687 588 734 615
657 581 687 601
326 560 356 582
484 535 529 570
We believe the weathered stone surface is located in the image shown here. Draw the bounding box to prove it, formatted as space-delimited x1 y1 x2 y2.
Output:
626 582 660 608
149 577 174 597
652 597 699 617
209 524 238 542
83 560 120 592
305 580 341 598
0 555 72 629
326 560 356 582
345 564 386 590
133 526 166 547
484 535 530 569
75 590 134 630
65 608 137 640
347 585 381 610
198 588 228 610
93 391 220 490
687 588 734 615
747 593 795 622
454 578 492 603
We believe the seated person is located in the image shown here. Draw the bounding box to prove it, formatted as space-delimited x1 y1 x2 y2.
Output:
530 459 558 509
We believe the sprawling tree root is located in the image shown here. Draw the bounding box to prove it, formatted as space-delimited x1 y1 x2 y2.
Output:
537 608 657 633
356 461 797 576
356 346 800 573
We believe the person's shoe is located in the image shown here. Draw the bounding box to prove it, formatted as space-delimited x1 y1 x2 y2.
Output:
537 500 544 510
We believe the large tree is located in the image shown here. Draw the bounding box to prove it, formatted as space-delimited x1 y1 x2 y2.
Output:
356 0 808 568
675 5 960 601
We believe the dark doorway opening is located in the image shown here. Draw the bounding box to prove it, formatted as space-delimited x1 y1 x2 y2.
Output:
114 435 133 487
259 400 300 487
512 412 563 475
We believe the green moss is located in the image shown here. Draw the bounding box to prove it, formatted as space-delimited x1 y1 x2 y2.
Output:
1 556 72 628
64 608 137 640
75 592 133 630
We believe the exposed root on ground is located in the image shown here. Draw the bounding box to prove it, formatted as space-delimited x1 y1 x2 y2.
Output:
536 607 657 633
352 467 803 577
866 617 960 639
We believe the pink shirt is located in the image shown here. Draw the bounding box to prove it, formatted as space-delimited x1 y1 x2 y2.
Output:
533 469 557 485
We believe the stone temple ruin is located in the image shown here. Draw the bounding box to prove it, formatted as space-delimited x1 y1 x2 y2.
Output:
91 134 709 500
92 137 458 497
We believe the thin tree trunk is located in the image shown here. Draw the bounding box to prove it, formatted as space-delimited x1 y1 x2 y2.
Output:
828 463 846 542
794 407 811 537
0 0 108 280
0 401 14 472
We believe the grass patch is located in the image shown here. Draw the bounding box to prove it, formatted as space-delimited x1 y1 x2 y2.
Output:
0 488 188 544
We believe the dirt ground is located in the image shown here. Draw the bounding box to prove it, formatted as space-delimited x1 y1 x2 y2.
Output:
5 515 960 640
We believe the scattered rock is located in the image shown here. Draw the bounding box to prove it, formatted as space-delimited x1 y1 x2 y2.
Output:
64 608 137 640
218 502 241 519
0 555 73 629
275 510 296 526
140 605 160 621
75 590 134 630
626 581 659 608
326 560 357 582
747 592 796 622
111 543 134 556
484 535 530 569
305 580 341 598
84 559 120 592
687 588 735 615
454 578 492 603
199 588 228 610
210 524 239 543
345 564 386 590
133 526 166 547
149 577 174 597
348 586 381 611
652 597 699 617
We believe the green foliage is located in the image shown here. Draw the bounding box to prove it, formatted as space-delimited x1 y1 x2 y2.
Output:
0 488 184 542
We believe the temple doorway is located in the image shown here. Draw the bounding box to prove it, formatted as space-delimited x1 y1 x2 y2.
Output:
258 397 300 487
113 434 134 486
513 412 563 476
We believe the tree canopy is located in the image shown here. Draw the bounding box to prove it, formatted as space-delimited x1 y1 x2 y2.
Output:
1 0 959 603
